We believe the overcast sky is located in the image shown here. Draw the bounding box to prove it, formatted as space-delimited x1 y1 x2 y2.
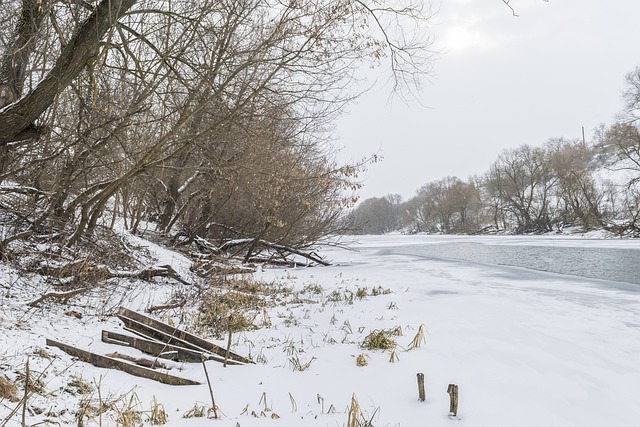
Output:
336 0 640 201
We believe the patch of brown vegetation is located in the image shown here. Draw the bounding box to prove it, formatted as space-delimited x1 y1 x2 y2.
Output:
0 374 19 402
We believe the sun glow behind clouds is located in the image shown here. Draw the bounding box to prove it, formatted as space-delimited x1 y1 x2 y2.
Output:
445 21 500 52
435 0 546 55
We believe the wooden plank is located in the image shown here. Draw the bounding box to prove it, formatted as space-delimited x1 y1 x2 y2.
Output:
117 307 225 356
117 307 252 364
104 352 171 370
45 339 200 386
101 330 244 365
119 318 209 355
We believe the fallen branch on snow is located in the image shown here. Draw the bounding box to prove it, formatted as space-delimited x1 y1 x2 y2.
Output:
36 261 192 285
26 287 88 307
218 239 330 266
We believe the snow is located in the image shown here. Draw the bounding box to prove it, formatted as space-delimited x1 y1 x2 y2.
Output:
1 234 639 426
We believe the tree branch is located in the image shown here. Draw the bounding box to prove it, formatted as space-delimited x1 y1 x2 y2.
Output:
502 0 518 16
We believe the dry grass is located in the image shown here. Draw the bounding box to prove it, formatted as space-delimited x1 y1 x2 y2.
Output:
327 289 343 303
198 290 260 338
370 286 392 296
72 391 166 427
346 393 375 427
289 392 298 412
389 325 403 336
76 399 101 426
302 283 323 295
66 375 92 396
361 327 401 351
147 396 168 425
288 355 316 372
347 393 361 427
74 389 151 427
115 393 143 427
197 276 296 337
116 408 142 427
15 371 45 394
0 374 18 402
355 287 368 299
32 348 52 360
356 353 369 367
407 324 427 350
183 403 215 419
260 307 272 327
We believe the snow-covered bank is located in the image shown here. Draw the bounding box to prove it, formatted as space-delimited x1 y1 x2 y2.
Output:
1 235 639 426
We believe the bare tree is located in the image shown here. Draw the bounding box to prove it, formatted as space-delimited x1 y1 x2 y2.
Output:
546 138 605 230
484 145 555 233
345 194 404 234
601 123 640 235
404 177 482 234
0 0 435 251
604 123 640 183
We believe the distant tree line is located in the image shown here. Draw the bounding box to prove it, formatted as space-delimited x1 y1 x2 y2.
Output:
345 68 640 237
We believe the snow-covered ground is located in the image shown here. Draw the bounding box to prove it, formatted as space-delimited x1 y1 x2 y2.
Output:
1 234 639 426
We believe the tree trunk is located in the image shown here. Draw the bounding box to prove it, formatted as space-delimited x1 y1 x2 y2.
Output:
0 0 48 107
0 0 138 143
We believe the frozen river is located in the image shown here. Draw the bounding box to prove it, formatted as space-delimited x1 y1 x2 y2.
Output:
365 235 640 287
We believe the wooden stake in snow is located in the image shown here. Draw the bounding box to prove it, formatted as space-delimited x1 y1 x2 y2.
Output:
447 384 459 417
21 356 29 427
201 356 218 419
417 373 426 402
224 317 232 368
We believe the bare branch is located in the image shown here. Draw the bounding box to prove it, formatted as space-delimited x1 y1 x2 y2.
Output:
502 0 518 17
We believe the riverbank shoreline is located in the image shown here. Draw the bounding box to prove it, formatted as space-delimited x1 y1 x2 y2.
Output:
1 235 639 426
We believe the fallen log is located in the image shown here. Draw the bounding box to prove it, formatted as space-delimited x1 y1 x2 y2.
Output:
36 260 109 279
146 299 186 314
36 262 192 285
26 287 88 307
246 257 298 267
45 339 200 386
101 330 244 365
218 239 330 266
117 307 252 364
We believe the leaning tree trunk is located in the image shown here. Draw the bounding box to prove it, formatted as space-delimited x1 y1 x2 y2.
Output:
0 0 138 144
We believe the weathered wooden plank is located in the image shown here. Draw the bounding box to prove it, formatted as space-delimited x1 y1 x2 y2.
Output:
45 339 200 386
101 330 244 365
117 307 252 364
119 318 209 354
104 351 171 370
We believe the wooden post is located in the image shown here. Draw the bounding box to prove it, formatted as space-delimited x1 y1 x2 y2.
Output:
201 356 218 419
447 384 459 417
21 356 29 427
417 373 426 402
224 317 232 368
